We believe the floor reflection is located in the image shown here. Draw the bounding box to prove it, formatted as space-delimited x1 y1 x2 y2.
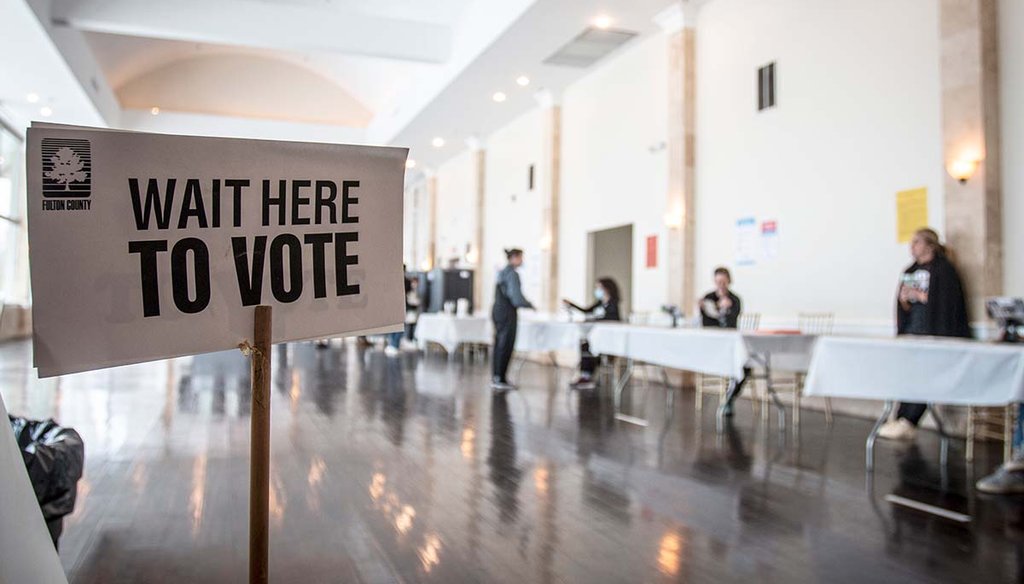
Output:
487 394 522 526
0 338 1021 583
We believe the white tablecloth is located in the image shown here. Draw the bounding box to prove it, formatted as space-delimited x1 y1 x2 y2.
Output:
589 325 750 378
804 336 1024 405
414 315 591 354
744 334 819 372
414 314 491 352
588 325 818 379
515 320 591 352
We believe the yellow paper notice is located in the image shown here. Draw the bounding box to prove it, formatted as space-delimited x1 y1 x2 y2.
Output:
896 187 928 243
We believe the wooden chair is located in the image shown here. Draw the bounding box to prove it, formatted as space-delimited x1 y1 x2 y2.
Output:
770 312 835 426
966 406 1016 463
696 312 761 414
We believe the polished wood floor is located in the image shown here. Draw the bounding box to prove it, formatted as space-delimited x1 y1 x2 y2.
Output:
1 339 1021 583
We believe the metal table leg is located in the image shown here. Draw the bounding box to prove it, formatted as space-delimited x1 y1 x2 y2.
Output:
746 353 786 430
928 403 951 488
613 359 647 426
866 400 894 472
761 353 786 430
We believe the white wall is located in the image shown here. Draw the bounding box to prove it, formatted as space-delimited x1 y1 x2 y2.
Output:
1002 0 1024 296
435 148 477 265
481 108 545 311
560 33 669 314
696 0 944 333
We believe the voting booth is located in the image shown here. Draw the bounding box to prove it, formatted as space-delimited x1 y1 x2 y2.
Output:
14 124 408 583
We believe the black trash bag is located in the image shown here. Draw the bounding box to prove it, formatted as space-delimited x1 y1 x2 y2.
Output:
9 415 85 548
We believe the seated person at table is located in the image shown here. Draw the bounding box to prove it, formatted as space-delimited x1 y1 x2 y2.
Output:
563 277 622 390
878 227 970 440
699 267 749 416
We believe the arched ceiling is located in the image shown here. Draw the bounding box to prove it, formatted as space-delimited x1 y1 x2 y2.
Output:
115 52 374 127
84 32 430 126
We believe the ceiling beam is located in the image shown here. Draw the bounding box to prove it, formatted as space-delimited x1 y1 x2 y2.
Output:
50 0 452 64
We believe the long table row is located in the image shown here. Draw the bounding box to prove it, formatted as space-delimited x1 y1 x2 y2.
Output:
414 314 1024 407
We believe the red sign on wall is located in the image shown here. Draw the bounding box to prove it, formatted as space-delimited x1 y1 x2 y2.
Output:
646 235 658 268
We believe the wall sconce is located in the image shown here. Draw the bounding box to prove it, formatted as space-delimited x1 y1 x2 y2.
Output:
947 159 979 184
539 234 553 251
663 212 683 230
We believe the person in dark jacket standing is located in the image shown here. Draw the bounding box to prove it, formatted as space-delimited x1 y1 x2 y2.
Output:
563 277 622 389
879 227 970 440
491 248 534 391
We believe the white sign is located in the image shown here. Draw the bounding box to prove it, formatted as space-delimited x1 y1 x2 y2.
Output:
27 125 407 377
735 216 757 266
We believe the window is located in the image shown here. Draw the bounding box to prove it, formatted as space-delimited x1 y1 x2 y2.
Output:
0 122 28 303
757 62 777 111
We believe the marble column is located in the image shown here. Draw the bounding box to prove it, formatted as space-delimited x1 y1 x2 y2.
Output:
426 172 438 271
537 91 562 312
940 0 1002 319
467 136 487 309
657 3 698 315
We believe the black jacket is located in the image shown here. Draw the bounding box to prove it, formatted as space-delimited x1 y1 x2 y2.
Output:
896 254 970 338
700 290 742 329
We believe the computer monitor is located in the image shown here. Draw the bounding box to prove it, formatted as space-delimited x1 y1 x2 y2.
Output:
986 297 1024 342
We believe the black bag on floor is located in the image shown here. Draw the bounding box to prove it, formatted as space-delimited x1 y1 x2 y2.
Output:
9 415 85 548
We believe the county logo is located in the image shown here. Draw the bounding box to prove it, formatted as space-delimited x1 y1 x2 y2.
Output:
42 138 91 198
40 137 92 211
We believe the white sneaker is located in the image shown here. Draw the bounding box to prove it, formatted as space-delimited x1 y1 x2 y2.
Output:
384 346 400 357
877 418 917 441
490 381 516 393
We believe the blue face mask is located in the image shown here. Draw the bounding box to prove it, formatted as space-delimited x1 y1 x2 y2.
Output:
594 287 605 301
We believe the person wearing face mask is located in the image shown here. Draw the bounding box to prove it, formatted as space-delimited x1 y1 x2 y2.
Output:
491 248 534 392
699 267 749 416
878 227 970 441
562 278 622 390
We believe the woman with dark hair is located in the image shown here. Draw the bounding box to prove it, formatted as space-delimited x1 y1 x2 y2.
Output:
491 248 534 392
562 277 622 390
878 227 970 440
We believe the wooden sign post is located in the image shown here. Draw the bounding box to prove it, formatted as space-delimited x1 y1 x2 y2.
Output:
249 305 272 584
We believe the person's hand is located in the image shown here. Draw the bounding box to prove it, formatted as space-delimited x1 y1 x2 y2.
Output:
899 285 913 303
914 289 928 304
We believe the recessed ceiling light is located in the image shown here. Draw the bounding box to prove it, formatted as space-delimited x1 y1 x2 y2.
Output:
39 106 53 117
431 137 445 148
151 106 160 115
492 92 507 103
593 14 613 29
26 92 40 103
406 159 417 169
516 76 530 87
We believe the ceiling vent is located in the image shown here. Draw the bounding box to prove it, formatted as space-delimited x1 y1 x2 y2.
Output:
543 27 638 68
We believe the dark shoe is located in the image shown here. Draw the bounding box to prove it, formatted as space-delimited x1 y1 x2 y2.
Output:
721 401 735 417
569 377 596 391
